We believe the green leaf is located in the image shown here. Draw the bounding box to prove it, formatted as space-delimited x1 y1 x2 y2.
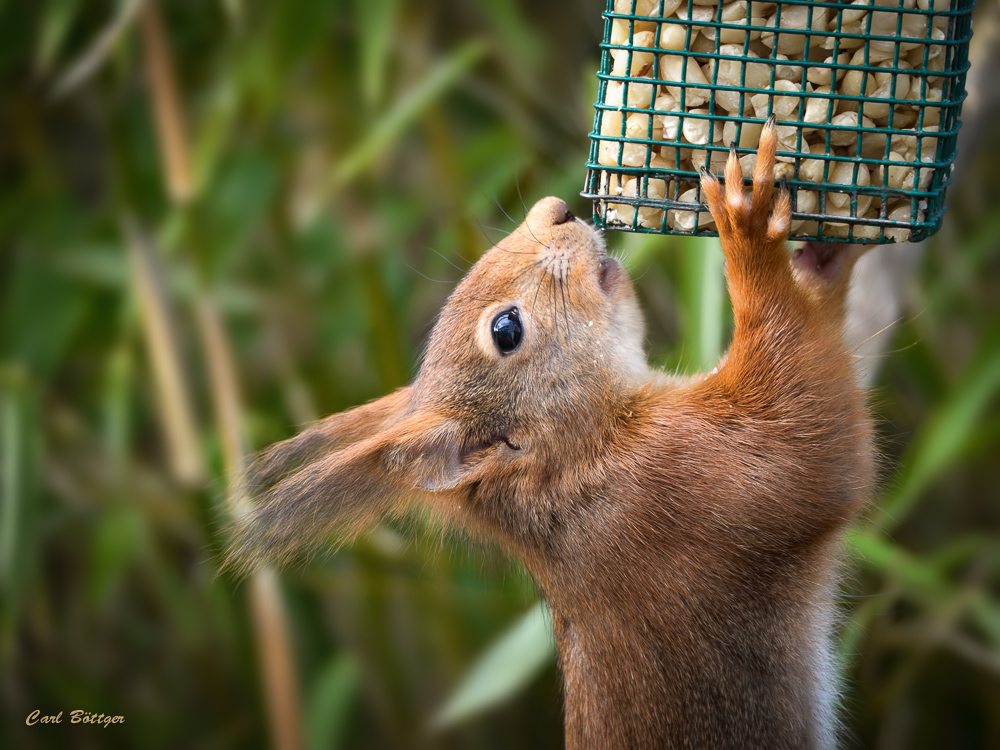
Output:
875 329 1000 530
432 600 554 729
968 595 1000 651
220 0 244 29
847 529 948 600
329 40 490 188
0 369 33 601
191 81 241 201
475 0 543 71
86 505 147 607
355 0 399 109
51 0 143 98
201 151 278 278
1 244 87 380
305 653 359 750
688 235 726 373
268 0 339 70
618 226 675 270
667 235 728 374
101 340 134 480
34 0 82 73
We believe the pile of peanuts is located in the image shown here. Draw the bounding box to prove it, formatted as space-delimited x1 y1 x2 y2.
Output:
596 0 951 240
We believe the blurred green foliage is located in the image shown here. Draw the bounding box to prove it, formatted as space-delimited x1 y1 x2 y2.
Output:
0 1 998 748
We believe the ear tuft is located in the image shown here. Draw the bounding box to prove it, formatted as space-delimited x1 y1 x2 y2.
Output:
225 389 414 573
223 397 513 574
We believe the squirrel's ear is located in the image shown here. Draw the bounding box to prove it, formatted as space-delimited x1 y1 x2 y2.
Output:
387 415 508 493
246 386 413 498
228 429 403 572
229 389 414 571
227 394 508 572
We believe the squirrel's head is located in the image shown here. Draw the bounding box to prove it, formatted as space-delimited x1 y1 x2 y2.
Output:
415 196 648 468
228 198 649 569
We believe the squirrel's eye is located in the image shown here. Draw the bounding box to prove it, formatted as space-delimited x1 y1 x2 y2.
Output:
491 308 523 354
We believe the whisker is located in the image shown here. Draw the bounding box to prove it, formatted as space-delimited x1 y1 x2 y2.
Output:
548 264 558 346
425 246 468 274
529 266 546 316
496 246 542 256
558 268 571 341
851 338 921 359
495 195 520 229
631 263 651 283
496 190 550 251
850 314 906 352
563 270 577 319
472 210 511 252
522 216 548 250
403 263 460 284
515 170 529 220
509 222 547 251
508 259 545 290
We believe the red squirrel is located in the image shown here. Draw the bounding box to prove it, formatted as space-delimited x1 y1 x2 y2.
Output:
228 119 874 749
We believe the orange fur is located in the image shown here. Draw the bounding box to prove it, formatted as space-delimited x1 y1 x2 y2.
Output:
228 123 873 749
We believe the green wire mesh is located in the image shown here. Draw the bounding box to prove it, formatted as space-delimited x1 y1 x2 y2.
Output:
582 0 974 243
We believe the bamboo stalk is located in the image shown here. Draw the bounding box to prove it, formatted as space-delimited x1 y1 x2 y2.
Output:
193 295 247 491
195 272 303 750
124 218 204 486
137 4 303 749
0 381 24 595
139 0 193 204
250 569 304 750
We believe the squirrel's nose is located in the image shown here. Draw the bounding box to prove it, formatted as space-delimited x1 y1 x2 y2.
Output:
525 197 576 235
552 202 576 224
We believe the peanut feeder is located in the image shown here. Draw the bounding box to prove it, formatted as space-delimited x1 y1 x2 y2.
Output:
583 0 974 243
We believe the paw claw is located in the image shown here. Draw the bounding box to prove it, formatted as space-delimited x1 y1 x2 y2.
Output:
700 169 726 229
702 120 789 246
767 189 792 244
751 120 779 224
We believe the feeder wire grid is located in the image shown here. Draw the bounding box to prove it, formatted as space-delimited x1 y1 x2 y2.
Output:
583 0 974 243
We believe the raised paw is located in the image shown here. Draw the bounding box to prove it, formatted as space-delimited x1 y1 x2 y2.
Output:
700 116 791 248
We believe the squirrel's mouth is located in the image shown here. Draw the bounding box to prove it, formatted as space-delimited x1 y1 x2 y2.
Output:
598 256 622 296
575 219 618 295
461 433 521 462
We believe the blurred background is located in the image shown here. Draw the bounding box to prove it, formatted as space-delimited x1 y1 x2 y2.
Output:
1 1 999 748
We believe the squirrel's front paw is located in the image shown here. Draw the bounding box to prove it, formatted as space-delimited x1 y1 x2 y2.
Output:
700 116 791 248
